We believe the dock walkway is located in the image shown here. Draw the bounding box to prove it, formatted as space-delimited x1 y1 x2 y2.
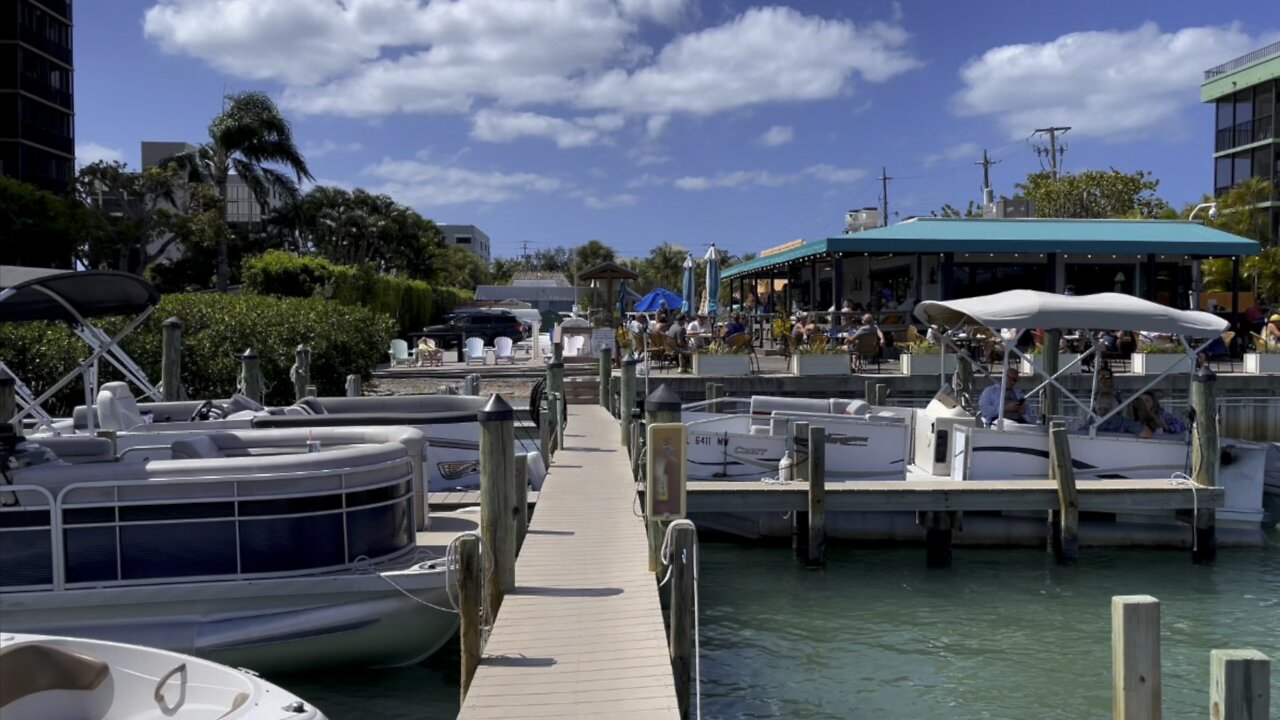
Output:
458 405 680 719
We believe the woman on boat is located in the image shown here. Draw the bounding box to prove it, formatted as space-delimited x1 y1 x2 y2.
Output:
1089 367 1153 438
1129 392 1188 435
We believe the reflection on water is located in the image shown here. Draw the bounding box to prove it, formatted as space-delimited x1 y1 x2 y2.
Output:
283 527 1277 720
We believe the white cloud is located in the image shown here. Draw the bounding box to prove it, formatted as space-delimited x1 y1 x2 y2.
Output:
921 141 978 167
756 125 794 148
625 172 668 188
618 0 688 26
952 23 1264 140
76 141 124 166
804 164 865 184
583 193 639 209
470 110 625 148
303 139 365 158
673 170 793 191
362 152 563 206
645 114 670 140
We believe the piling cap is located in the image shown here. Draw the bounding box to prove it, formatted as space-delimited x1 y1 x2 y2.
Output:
162 316 182 329
644 384 682 413
548 361 565 370
478 393 515 422
241 348 258 360
1194 365 1217 383
622 353 639 366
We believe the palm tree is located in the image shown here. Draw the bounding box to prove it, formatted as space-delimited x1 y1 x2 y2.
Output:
168 91 313 291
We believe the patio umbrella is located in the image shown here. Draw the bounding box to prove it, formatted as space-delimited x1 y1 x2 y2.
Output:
680 254 696 316
704 243 722 318
634 288 683 313
616 279 629 318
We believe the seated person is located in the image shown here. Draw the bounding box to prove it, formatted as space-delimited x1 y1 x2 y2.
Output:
978 366 1032 424
668 314 689 347
926 324 944 346
686 313 706 347
1129 392 1187 435
845 313 883 347
723 312 747 337
1090 366 1148 437
416 337 441 366
1265 314 1280 348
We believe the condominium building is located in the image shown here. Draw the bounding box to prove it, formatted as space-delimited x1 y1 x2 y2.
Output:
0 0 75 193
438 224 491 262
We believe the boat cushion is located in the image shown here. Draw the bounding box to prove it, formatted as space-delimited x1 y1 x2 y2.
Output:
169 435 226 459
96 381 145 431
0 644 110 708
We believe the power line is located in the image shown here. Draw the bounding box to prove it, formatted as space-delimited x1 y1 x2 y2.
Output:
877 166 892 227
1031 126 1071 179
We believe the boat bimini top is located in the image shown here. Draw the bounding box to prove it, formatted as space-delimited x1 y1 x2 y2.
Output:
913 290 1230 435
1 269 162 433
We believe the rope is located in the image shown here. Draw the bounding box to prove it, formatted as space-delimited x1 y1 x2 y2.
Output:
1166 472 1199 552
659 519 702 720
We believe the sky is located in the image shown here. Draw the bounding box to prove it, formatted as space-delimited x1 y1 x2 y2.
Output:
74 0 1279 261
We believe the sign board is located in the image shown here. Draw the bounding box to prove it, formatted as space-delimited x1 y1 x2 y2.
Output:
590 327 616 358
646 423 687 521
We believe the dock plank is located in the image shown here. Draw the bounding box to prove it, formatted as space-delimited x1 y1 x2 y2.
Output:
458 406 679 720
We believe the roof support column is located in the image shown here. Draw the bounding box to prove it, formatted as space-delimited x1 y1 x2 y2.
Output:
1143 253 1157 302
1231 256 1241 329
1045 253 1058 294
832 255 845 320
809 256 818 313
914 253 923 305
940 253 955 301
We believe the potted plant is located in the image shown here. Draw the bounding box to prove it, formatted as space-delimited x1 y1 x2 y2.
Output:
692 340 751 376
1243 342 1280 374
1131 343 1191 375
899 340 958 376
1019 345 1082 376
790 340 850 375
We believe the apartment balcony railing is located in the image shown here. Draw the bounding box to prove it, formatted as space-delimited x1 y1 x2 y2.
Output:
19 120 74 156
1215 116 1275 152
1205 40 1280 80
20 24 73 66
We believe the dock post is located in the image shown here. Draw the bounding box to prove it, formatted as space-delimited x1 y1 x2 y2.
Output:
161 317 183 402
1190 366 1218 564
544 393 559 458
875 383 889 406
456 533 483 705
239 349 264 404
345 374 361 397
0 375 15 432
305 384 317 397
620 355 637 450
791 421 810 561
706 382 722 413
1210 649 1270 720
608 376 620 416
291 344 310 402
553 340 563 363
644 385 682 573
1112 594 1161 720
463 373 480 396
514 453 529 551
1049 420 1079 564
923 511 954 568
1043 329 1061 419
598 347 612 409
806 425 826 568
668 522 696 720
479 395 517 614
548 361 565 430
864 379 876 403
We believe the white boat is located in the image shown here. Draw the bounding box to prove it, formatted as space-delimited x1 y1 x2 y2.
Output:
0 425 473 673
0 632 325 719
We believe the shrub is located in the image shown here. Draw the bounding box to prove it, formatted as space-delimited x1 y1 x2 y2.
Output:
241 251 472 334
0 293 394 414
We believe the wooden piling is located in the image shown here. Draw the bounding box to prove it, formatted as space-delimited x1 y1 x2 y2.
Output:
668 523 696 720
539 394 553 466
598 347 612 409
1210 649 1270 720
875 383 888 406
1 375 16 432
479 395 517 614
305 384 317 397
1112 594 1161 720
553 340 563 363
514 453 529 551
923 511 954 569
239 349 264 404
791 421 810 560
1043 329 1062 419
161 317 183 402
548 361 565 430
644 385 682 573
463 373 481 396
345 374 361 398
291 344 311 402
706 382 723 413
1049 420 1079 564
552 392 565 451
456 533 483 705
806 425 826 568
620 355 637 450
1191 367 1218 564
864 379 876 402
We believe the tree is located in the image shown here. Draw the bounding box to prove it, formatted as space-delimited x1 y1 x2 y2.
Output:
1199 177 1279 301
637 243 688 294
75 160 186 274
930 201 983 218
0 177 84 268
167 91 313 291
573 239 616 275
530 246 573 274
433 245 492 288
1018 168 1168 219
490 256 522 285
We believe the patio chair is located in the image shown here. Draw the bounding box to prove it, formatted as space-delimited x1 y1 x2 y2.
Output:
1104 332 1136 373
494 336 515 364
724 332 760 373
388 339 414 367
852 333 882 373
465 337 487 366
417 338 444 367
896 325 920 350
776 332 794 359
1197 331 1236 372
563 335 586 357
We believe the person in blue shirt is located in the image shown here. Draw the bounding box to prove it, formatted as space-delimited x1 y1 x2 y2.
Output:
723 313 747 337
978 366 1031 424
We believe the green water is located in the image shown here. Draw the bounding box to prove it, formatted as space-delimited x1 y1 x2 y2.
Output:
283 528 1277 720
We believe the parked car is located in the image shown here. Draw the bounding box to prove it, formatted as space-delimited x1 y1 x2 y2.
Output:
422 311 526 348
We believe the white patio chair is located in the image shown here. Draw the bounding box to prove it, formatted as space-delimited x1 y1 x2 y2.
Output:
563 335 586 357
465 337 487 365
388 339 414 367
494 336 515 364
539 333 553 358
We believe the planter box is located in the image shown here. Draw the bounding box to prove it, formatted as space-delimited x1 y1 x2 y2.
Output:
1130 353 1192 375
1019 353 1082 377
692 353 751 376
900 353 957 376
790 353 850 375
1243 352 1280 374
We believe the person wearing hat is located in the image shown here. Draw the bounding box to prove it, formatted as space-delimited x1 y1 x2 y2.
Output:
686 313 707 349
1265 313 1280 348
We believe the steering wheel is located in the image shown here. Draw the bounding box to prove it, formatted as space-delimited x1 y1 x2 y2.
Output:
189 400 214 422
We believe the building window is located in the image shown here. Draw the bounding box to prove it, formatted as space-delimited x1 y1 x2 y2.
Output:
1233 152 1252 184
1235 89 1253 125
1217 99 1234 130
1215 156 1233 194
455 235 472 244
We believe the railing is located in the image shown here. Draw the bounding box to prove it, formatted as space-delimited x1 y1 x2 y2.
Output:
1204 40 1280 80
0 457 416 593
1215 116 1275 152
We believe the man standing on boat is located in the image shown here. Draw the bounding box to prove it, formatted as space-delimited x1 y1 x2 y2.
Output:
979 366 1032 425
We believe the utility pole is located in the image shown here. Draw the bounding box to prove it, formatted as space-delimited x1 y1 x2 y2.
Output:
975 148 1000 191
878 166 892 227
1032 126 1071 179
520 240 530 269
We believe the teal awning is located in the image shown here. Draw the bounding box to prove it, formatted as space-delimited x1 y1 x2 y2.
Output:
722 218 1261 280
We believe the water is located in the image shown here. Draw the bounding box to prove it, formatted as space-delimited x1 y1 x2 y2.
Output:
281 527 1277 720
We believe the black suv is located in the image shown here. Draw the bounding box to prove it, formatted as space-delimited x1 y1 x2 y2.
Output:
423 311 526 348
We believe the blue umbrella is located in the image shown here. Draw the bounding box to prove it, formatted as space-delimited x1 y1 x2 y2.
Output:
704 244 722 318
616 279 629 318
680 254 696 316
634 288 682 313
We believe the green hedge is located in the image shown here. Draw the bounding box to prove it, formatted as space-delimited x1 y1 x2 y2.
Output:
1 293 395 414
241 251 472 335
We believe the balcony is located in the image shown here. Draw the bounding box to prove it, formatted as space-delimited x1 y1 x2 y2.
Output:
1205 40 1280 80
1215 116 1275 152
20 120 73 156
20 24 73 66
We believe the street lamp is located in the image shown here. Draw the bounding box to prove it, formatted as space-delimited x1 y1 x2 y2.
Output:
1188 202 1220 222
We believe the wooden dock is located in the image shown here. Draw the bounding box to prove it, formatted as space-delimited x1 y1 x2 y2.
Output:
458 405 680 720
429 490 538 511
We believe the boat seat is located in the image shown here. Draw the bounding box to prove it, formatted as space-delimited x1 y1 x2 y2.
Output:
843 400 871 417
293 397 328 415
96 381 145 431
0 643 110 708
169 435 226 460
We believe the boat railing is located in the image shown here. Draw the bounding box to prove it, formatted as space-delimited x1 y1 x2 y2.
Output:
0 455 417 593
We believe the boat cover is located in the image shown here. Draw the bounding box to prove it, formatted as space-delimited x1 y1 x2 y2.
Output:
0 270 160 323
913 290 1228 337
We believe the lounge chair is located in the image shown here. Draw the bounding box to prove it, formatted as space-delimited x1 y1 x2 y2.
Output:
465 337 487 366
852 333 882 373
494 336 515 364
388 339 414 367
417 338 444 367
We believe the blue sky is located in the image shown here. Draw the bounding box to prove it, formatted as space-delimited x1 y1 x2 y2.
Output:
76 1 1278 261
